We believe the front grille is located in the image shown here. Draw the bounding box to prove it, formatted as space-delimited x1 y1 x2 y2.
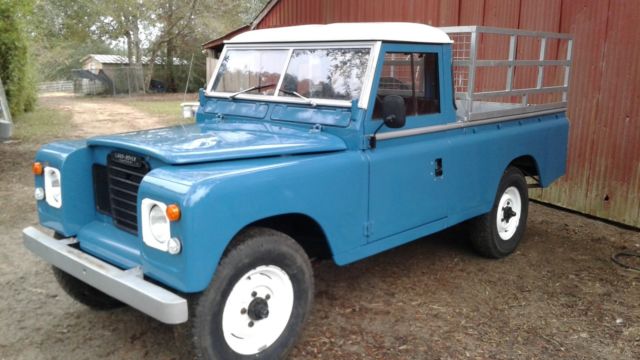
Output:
93 165 111 214
93 152 150 234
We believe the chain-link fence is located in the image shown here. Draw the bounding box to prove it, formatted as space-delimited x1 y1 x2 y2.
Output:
70 54 206 97
72 65 145 96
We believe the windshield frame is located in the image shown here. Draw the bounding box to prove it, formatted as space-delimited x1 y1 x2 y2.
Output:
206 41 381 109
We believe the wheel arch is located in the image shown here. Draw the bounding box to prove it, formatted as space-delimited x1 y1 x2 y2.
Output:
225 213 333 262
507 155 540 178
480 155 536 218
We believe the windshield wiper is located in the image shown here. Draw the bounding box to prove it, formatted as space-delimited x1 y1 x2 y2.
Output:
228 83 317 106
228 83 276 99
278 88 316 107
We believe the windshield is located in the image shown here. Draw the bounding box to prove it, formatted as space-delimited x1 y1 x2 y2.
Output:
281 48 370 101
210 47 372 103
212 49 289 95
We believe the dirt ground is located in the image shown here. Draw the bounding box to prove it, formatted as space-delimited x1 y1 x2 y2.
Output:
1 95 639 360
37 93 185 137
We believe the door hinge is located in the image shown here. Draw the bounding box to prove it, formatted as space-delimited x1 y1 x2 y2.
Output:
361 136 373 150
363 221 373 237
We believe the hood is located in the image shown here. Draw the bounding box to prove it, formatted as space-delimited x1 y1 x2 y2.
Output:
87 122 347 165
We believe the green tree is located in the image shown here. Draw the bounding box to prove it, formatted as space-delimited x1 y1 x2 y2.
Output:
159 0 268 92
0 0 36 116
28 0 269 91
30 0 112 81
91 0 145 65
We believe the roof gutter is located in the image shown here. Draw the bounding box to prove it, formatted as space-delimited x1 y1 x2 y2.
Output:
202 25 251 50
250 0 281 29
202 0 281 51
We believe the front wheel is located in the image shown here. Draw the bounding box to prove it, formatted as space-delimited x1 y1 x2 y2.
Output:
52 267 124 310
51 232 123 310
190 227 314 359
468 167 529 258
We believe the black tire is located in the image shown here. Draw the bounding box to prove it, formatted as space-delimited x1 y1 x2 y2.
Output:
190 227 314 360
468 167 529 258
52 267 124 310
51 232 123 310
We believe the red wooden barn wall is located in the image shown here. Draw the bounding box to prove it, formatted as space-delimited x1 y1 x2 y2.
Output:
255 0 640 228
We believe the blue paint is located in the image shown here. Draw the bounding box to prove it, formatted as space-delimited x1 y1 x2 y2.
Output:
270 104 352 127
35 140 95 236
202 98 269 119
77 221 141 269
87 122 347 164
32 41 569 294
138 152 368 291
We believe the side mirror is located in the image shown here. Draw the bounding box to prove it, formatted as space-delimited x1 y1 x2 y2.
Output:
382 95 406 129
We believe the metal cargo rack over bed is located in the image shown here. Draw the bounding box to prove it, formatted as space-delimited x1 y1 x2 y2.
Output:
440 26 573 122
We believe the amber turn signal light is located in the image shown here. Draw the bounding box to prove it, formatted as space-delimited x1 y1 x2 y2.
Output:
166 204 181 222
32 162 43 176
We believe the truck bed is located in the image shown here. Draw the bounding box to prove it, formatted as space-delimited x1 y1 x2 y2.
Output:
442 26 573 122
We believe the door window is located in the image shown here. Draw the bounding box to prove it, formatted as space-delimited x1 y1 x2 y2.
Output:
373 52 440 119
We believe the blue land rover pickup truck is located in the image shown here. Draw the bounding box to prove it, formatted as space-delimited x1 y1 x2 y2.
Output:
24 23 571 359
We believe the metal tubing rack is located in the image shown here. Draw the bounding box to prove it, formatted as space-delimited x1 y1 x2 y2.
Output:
440 26 573 122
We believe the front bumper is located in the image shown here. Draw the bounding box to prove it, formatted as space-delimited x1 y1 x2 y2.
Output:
22 226 188 324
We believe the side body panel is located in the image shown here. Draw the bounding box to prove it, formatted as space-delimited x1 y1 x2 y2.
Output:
367 132 449 241
365 43 453 241
137 151 369 292
334 41 569 264
139 110 568 290
336 112 569 265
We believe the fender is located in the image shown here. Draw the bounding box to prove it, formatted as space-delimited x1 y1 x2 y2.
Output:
138 150 369 292
445 112 569 226
35 140 94 236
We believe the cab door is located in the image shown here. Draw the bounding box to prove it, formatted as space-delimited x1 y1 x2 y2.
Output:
365 43 452 242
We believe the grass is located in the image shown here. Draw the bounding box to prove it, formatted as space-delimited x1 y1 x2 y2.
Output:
125 99 186 125
12 106 73 143
0 104 72 219
6 94 193 145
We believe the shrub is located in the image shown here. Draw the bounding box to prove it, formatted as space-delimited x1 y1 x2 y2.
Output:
0 0 36 117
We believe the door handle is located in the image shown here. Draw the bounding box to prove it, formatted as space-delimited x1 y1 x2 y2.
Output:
435 158 443 177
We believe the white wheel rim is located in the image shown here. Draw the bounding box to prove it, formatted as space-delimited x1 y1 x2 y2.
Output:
222 265 294 355
496 186 522 240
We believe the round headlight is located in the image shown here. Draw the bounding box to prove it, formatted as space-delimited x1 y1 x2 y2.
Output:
149 205 170 243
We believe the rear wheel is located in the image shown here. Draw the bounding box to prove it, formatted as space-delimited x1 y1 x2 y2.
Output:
468 167 529 258
190 227 314 359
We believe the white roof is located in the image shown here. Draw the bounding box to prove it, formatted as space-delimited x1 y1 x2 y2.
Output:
81 54 188 65
227 22 453 44
85 54 130 64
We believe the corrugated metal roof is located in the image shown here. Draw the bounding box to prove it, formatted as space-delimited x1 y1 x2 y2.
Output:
82 54 188 66
207 0 640 228
88 54 129 64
